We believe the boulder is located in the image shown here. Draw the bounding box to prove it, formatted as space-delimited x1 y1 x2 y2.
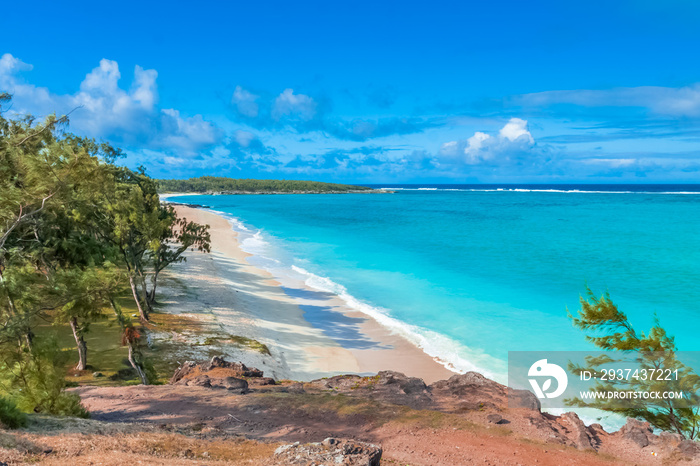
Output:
311 374 364 391
557 412 599 450
486 413 510 424
658 431 684 445
248 377 276 386
213 377 248 393
273 438 382 465
508 388 541 411
170 357 265 386
376 371 428 395
618 418 654 448
170 361 198 385
431 372 541 412
203 356 264 377
186 375 211 388
487 413 503 423
321 371 433 407
676 439 700 459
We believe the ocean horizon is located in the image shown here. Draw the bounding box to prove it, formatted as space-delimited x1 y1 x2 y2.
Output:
171 184 700 384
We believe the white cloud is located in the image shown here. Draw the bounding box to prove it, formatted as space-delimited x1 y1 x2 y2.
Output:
519 84 700 117
0 53 33 74
499 118 534 143
272 88 317 121
440 118 536 165
580 158 637 168
233 129 256 147
231 85 259 117
0 54 221 156
158 109 221 152
463 132 491 164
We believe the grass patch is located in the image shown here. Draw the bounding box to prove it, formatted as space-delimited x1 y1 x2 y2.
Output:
148 310 211 334
32 297 176 386
204 335 271 355
34 311 133 387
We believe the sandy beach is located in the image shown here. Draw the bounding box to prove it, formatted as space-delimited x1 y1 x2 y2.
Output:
162 204 455 383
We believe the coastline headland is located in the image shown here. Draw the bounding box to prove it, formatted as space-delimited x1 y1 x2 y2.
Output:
157 176 393 195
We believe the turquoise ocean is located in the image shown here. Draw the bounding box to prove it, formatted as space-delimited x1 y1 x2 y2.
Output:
172 185 700 383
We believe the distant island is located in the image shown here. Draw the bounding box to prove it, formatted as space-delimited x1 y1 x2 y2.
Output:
157 176 386 194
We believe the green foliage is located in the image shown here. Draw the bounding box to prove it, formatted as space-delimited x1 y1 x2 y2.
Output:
157 176 373 194
0 93 209 390
567 288 700 439
0 396 27 429
0 336 89 418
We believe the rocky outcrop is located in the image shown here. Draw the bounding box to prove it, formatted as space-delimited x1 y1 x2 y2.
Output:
203 356 264 377
618 418 655 448
309 371 432 408
430 372 541 412
216 376 248 393
555 412 600 450
165 357 699 464
169 356 265 393
273 438 382 465
676 439 700 459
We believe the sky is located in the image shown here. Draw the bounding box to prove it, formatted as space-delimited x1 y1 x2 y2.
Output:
3 0 700 183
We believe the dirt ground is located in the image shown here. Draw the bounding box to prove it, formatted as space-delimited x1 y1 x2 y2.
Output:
65 384 647 465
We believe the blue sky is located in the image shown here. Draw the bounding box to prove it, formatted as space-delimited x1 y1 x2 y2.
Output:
3 0 700 183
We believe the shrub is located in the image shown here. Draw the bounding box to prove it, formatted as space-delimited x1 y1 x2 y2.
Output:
0 397 27 429
0 336 89 418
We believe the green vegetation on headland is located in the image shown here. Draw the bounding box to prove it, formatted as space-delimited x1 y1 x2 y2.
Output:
0 92 211 421
157 176 377 194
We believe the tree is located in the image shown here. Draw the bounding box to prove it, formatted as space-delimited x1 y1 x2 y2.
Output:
567 288 700 439
101 168 211 320
0 103 72 327
156 176 373 194
121 326 148 385
103 167 165 322
146 208 210 305
0 107 70 255
110 297 149 385
0 93 159 409
53 266 122 370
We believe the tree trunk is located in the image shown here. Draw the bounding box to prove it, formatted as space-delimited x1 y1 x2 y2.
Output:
0 267 17 316
110 298 125 328
148 269 160 305
127 344 148 385
129 275 148 322
138 272 153 314
25 328 34 352
70 317 87 371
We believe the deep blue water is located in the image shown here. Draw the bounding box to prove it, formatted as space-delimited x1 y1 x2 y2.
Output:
172 185 700 381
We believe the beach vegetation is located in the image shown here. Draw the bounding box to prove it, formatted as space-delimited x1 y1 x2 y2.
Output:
157 176 373 194
0 396 27 429
567 287 700 439
0 336 88 417
0 94 210 415
202 335 271 355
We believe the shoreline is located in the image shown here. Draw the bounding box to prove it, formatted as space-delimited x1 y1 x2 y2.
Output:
166 205 455 384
